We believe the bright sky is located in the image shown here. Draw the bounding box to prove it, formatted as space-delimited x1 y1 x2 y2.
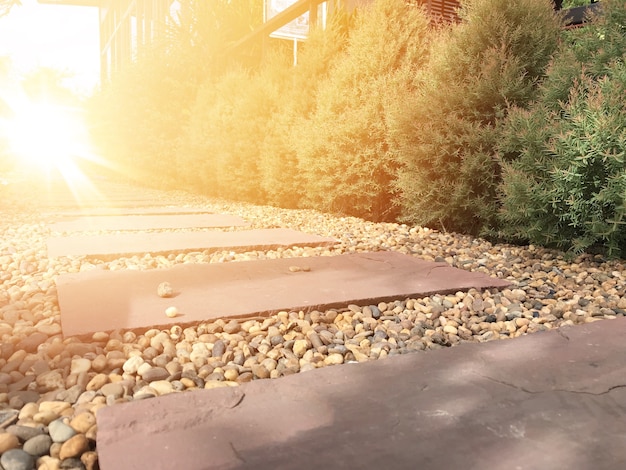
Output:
0 0 100 96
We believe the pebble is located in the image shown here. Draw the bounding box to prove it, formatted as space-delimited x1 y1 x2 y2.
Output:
0 448 34 470
0 432 20 453
59 434 89 460
22 434 52 457
69 412 96 434
7 426 45 444
1 177 625 467
48 420 76 444
157 282 174 298
165 306 179 318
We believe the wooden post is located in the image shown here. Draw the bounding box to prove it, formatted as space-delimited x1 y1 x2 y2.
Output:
309 0 318 31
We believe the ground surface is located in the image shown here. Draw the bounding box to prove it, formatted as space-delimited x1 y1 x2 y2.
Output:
0 172 625 470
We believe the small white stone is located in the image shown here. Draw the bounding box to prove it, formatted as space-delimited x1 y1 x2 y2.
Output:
70 357 92 375
158 282 174 298
122 356 144 374
165 306 179 318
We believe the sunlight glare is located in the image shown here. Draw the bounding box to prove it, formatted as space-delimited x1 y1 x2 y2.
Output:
6 100 87 174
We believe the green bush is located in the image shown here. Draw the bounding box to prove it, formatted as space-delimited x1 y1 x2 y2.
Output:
391 0 561 234
88 51 195 185
498 0 626 256
258 12 351 208
293 0 430 221
178 64 283 202
87 0 261 186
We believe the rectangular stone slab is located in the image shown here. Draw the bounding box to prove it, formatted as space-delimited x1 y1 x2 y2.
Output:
96 317 626 470
47 228 335 258
37 198 169 209
50 214 248 232
57 251 509 337
46 207 216 218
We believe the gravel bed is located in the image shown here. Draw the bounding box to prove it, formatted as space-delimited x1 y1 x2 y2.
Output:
1 176 625 470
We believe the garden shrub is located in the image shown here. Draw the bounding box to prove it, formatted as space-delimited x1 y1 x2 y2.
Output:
258 12 351 208
88 51 195 185
87 1 261 187
391 0 561 235
292 0 431 221
498 0 626 256
179 63 283 202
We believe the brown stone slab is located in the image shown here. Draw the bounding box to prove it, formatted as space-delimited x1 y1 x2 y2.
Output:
97 317 626 470
50 214 248 232
47 228 335 258
29 181 169 209
46 207 215 218
56 251 508 337
37 198 167 209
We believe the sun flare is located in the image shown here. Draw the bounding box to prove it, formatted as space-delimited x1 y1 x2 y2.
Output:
0 93 117 207
5 99 88 174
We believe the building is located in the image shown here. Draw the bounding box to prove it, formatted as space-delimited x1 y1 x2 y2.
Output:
38 0 600 82
39 0 172 82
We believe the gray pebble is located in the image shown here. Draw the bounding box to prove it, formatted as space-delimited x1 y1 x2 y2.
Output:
5 425 45 442
141 367 170 382
211 340 226 358
59 457 86 469
23 434 52 457
48 419 76 443
0 448 35 470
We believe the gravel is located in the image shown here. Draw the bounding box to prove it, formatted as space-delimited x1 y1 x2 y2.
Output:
1 174 626 468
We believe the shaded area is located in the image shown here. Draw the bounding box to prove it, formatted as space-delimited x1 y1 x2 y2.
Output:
56 251 509 336
97 317 626 470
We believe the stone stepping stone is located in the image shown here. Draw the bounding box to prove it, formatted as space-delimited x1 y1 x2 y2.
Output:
30 181 169 208
97 316 626 470
49 214 248 232
56 251 509 337
36 197 167 209
47 228 334 258
46 207 216 218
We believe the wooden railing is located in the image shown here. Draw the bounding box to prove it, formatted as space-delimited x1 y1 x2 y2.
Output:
224 0 328 56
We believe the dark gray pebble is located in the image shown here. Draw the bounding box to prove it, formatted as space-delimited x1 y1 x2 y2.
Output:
5 425 45 442
22 434 52 457
0 448 35 470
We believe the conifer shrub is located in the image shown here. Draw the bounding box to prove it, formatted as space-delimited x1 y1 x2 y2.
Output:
292 0 431 221
498 0 626 256
179 64 282 202
258 13 351 208
88 51 195 185
87 1 262 188
391 0 561 235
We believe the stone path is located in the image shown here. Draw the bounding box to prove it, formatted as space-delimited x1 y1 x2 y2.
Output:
24 176 619 470
46 207 217 217
29 181 165 209
49 213 248 232
47 228 336 258
97 316 626 470
56 251 510 337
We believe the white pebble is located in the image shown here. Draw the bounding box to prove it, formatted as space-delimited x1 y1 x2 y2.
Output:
165 306 179 318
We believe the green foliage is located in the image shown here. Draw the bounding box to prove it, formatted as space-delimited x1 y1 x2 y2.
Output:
87 0 261 185
178 64 282 201
498 0 626 256
169 0 263 76
562 0 593 7
88 50 194 184
293 0 431 220
392 0 562 235
258 12 352 208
